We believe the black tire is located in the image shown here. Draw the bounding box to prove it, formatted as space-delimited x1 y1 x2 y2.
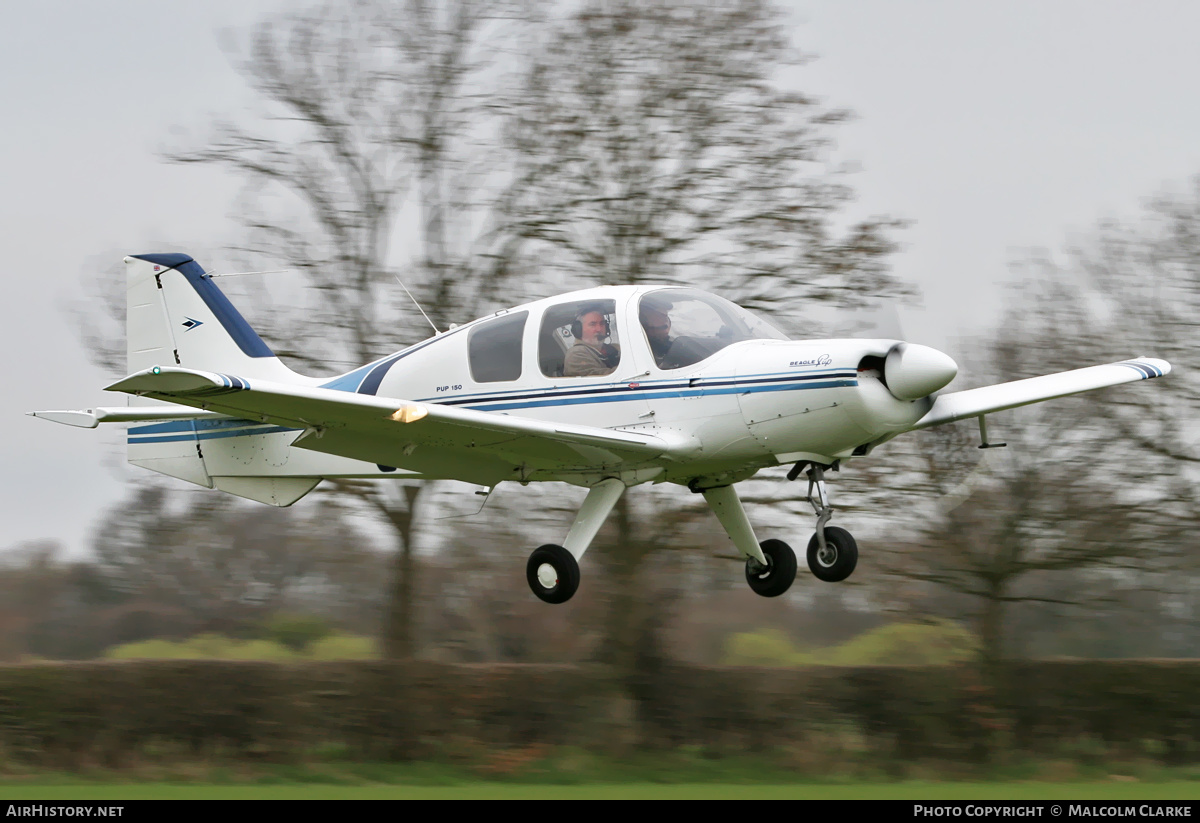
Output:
526 544 580 604
744 539 797 598
806 527 858 582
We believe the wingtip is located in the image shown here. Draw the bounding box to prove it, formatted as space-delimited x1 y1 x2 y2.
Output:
1136 357 1172 377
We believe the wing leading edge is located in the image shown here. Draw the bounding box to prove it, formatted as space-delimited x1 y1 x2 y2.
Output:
105 366 695 484
909 357 1171 431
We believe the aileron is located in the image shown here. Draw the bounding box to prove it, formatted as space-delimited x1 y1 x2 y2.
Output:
910 358 1171 431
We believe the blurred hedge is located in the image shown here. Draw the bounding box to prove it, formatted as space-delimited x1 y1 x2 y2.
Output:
104 632 377 661
722 622 978 667
0 661 1196 767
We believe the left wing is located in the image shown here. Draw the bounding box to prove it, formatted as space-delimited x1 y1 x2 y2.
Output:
105 366 695 483
909 357 1170 431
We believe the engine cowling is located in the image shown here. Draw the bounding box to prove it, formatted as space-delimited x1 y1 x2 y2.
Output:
884 343 958 400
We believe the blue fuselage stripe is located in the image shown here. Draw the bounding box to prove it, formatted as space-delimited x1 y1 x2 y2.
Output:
462 379 856 411
425 370 858 406
127 374 858 442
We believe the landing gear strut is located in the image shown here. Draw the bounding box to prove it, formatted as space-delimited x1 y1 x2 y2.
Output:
789 461 858 583
526 478 625 604
700 484 798 598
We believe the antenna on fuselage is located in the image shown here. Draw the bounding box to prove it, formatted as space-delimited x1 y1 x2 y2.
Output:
202 269 291 279
393 274 441 335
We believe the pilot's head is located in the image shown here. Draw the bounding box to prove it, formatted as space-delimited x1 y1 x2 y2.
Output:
640 306 671 346
576 309 609 348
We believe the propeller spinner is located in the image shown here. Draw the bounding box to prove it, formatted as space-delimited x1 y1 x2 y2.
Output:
883 343 959 400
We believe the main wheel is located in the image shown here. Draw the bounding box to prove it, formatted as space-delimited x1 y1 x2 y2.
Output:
806 527 858 582
744 539 797 598
526 544 581 604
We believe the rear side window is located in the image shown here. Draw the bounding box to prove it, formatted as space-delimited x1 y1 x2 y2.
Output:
468 311 527 383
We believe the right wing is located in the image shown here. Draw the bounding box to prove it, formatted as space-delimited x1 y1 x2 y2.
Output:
909 357 1170 431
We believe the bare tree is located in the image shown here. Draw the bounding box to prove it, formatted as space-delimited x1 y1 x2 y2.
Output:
875 278 1189 669
1056 174 1200 476
487 0 910 674
164 1 520 658
493 0 909 318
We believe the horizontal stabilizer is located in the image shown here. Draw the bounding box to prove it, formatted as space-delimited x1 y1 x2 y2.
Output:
910 357 1171 430
28 406 223 429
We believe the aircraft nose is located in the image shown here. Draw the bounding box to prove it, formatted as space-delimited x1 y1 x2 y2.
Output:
884 343 959 400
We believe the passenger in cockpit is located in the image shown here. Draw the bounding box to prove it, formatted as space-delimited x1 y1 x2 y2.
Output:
640 304 672 368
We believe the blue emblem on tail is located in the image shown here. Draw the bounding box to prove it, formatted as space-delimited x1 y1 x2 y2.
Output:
181 317 204 331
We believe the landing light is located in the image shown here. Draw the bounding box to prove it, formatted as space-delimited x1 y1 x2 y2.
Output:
390 405 428 423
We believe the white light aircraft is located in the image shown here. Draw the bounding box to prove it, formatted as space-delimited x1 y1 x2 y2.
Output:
33 254 1171 604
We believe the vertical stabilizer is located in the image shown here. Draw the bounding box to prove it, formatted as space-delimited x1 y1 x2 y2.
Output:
122 254 307 497
124 254 300 381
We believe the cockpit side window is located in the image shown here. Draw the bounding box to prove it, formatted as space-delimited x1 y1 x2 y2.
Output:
639 289 788 370
538 299 621 378
468 311 527 383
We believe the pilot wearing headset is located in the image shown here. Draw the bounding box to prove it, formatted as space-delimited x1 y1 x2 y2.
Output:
563 305 620 377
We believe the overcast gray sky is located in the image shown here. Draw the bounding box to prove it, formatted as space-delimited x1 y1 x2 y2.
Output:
3 1 1199 558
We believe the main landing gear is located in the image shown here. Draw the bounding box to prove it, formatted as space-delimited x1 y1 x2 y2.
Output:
526 478 624 604
701 484 798 597
526 544 580 604
525 464 859 605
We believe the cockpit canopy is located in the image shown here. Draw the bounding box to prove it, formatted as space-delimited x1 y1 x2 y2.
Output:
637 289 788 371
456 286 790 388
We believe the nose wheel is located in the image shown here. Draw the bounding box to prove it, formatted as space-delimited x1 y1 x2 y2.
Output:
806 526 857 582
789 460 858 583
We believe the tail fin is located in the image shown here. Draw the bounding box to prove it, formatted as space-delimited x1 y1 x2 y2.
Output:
124 254 319 504
125 253 301 381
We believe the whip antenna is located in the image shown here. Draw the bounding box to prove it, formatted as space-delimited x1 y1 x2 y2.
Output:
393 274 441 335
203 269 291 278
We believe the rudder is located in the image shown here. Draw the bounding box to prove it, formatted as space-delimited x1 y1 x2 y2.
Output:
125 254 299 381
123 254 315 502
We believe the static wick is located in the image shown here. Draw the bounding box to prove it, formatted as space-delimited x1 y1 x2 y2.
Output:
393 274 441 335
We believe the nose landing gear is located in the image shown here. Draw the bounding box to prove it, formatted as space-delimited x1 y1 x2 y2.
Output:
789 461 858 582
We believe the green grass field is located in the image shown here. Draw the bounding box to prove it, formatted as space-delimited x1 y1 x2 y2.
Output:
2 750 1197 800
0 782 1199 799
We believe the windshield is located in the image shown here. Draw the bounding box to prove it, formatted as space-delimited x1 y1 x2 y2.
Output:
638 289 789 370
